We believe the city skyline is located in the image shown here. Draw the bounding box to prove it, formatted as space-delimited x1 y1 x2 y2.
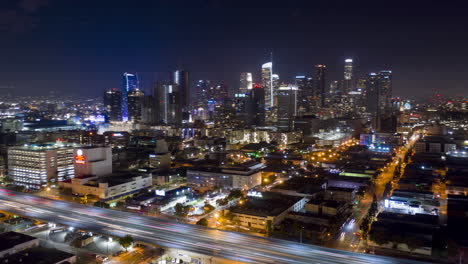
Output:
1 0 468 98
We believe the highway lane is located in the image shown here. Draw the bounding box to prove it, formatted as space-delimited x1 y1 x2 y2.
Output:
0 190 430 264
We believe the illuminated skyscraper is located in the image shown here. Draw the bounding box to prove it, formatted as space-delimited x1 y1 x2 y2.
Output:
313 65 327 107
171 70 190 113
122 72 139 121
344 59 353 80
154 82 181 125
365 73 379 115
127 89 145 123
378 70 393 113
104 88 122 122
276 84 298 130
247 84 265 126
262 62 273 109
239 72 253 94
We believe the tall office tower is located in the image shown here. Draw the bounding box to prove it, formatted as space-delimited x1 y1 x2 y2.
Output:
208 84 229 106
262 62 273 109
141 95 158 125
295 75 313 115
239 72 253 94
365 73 379 115
329 81 339 95
195 80 211 108
344 59 353 80
276 84 298 131
127 89 145 123
154 82 182 125
378 70 393 113
313 65 327 107
172 70 190 112
8 143 75 190
247 84 265 126
104 88 122 122
365 71 393 117
122 72 139 121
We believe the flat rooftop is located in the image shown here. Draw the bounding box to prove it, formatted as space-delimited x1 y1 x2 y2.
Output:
1 246 75 264
0 232 37 252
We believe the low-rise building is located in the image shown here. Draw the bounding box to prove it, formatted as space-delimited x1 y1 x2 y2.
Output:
228 192 307 230
324 186 356 202
0 232 39 258
305 200 346 216
59 172 152 200
187 165 262 190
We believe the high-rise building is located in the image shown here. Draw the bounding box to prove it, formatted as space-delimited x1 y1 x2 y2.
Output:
154 82 182 125
276 85 298 130
378 70 393 113
365 73 379 115
344 59 353 80
239 72 253 94
141 95 158 125
122 72 139 121
262 62 273 109
195 80 211 109
247 84 265 126
8 143 75 190
172 70 190 113
365 71 393 116
313 65 327 107
104 88 122 122
295 76 314 115
127 89 145 123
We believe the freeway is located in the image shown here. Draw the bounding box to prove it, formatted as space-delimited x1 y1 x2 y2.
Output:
0 189 430 264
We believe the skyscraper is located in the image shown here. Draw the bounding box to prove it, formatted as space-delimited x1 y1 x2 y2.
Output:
172 70 190 113
276 84 298 130
127 89 145 123
365 73 379 115
366 70 393 117
195 80 211 109
247 84 265 126
313 65 327 107
239 72 253 94
122 72 139 121
262 62 273 109
104 88 122 122
154 82 182 125
344 59 353 80
378 70 393 113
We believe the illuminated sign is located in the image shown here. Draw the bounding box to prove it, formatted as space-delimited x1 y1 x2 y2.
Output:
155 190 166 196
75 149 85 164
112 133 123 137
247 191 263 198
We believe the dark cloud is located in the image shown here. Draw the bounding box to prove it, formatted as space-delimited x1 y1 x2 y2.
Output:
0 0 51 35
19 0 50 13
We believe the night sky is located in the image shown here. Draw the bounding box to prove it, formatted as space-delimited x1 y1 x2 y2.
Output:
1 0 467 98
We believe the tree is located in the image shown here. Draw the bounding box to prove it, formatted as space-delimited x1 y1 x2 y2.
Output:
196 218 208 227
94 201 110 208
203 204 215 214
118 235 134 251
175 203 186 217
266 220 273 236
79 195 88 204
360 216 371 234
404 235 425 252
370 229 390 246
227 189 243 200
